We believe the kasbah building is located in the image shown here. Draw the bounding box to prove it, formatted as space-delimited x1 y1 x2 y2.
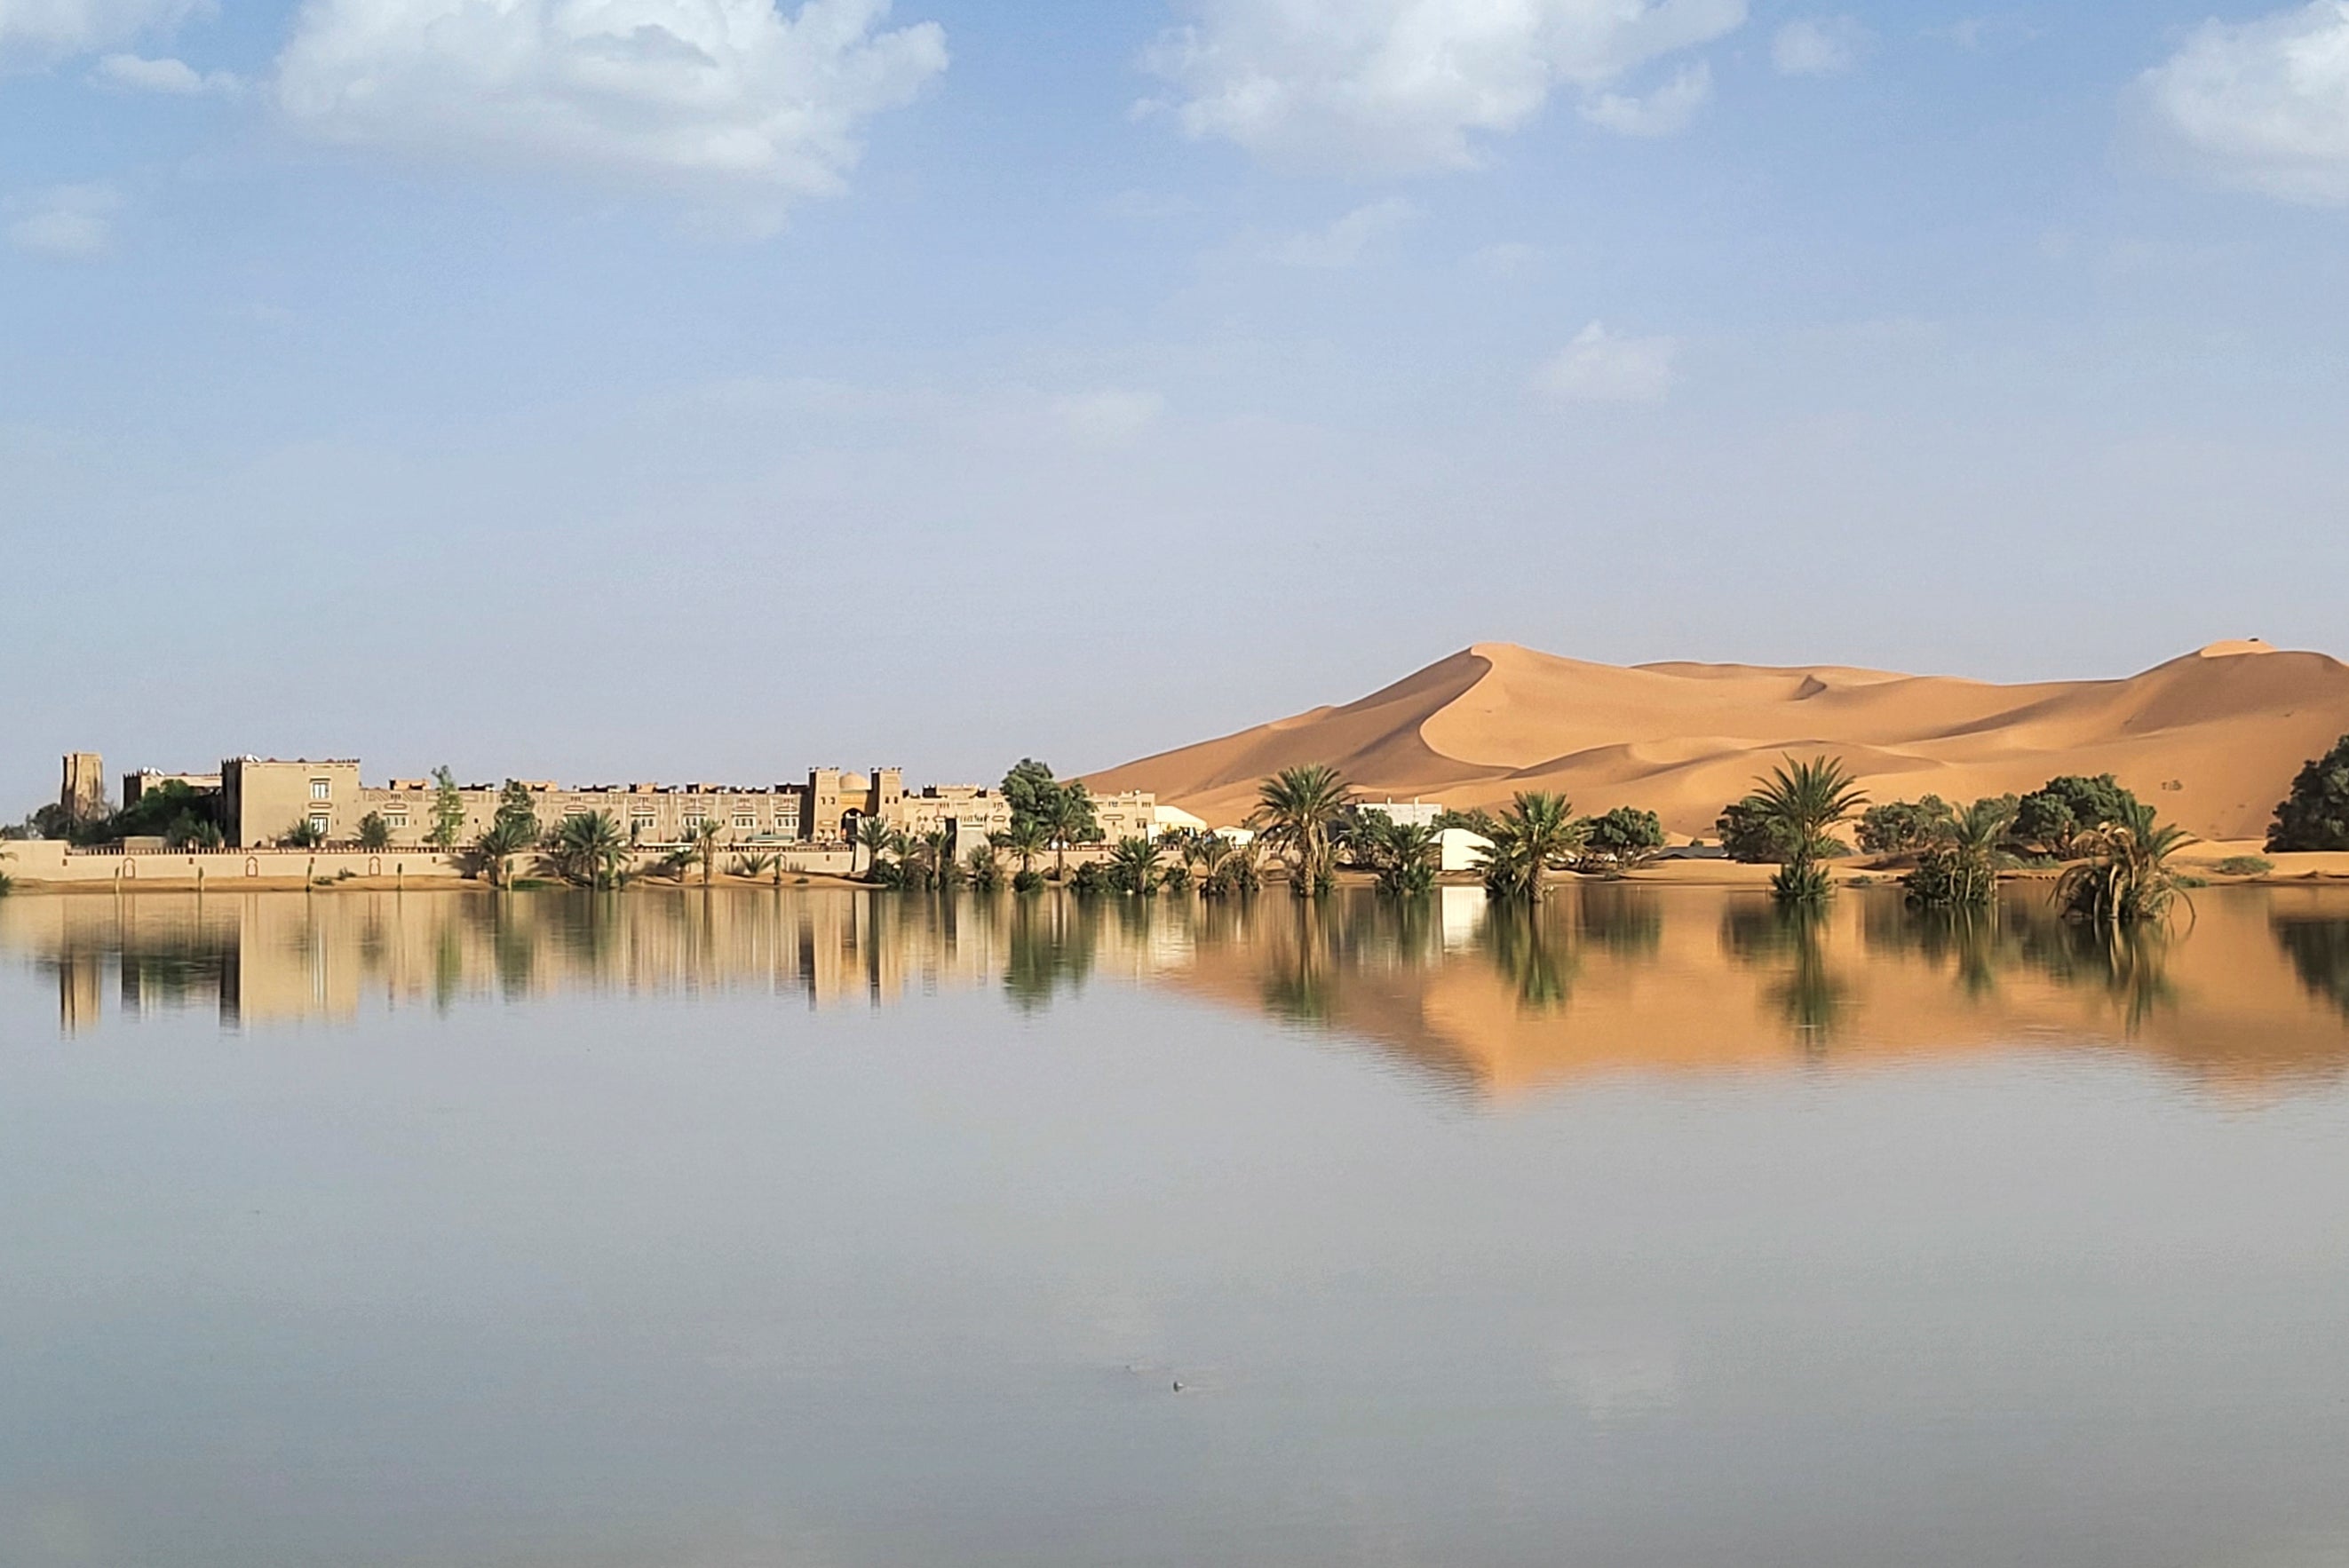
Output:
72 753 1166 856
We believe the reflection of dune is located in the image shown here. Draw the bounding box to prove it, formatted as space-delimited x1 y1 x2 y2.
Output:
1087 639 2349 839
1163 888 2349 1098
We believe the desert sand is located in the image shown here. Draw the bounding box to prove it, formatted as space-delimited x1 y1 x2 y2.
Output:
1089 639 2349 840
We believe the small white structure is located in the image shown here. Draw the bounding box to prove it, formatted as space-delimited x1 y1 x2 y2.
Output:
1438 828 1492 874
1153 804 1209 836
1361 798 1447 829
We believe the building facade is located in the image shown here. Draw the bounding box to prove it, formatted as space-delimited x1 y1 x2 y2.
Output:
204 757 1151 855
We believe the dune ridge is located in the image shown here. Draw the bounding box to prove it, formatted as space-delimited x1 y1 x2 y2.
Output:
1088 639 2349 839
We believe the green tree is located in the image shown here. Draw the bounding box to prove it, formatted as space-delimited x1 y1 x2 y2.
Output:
2014 774 2139 860
426 766 467 850
965 843 1003 891
1579 806 1666 874
2268 734 2349 852
1003 758 1060 833
1465 791 1585 900
356 813 393 851
1715 797 1791 864
1250 764 1355 898
2056 801 2194 929
1042 782 1101 883
546 811 628 889
1858 796 1956 856
493 780 540 847
1749 756 1869 906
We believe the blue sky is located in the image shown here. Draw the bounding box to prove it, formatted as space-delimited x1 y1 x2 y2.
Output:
4 0 2347 806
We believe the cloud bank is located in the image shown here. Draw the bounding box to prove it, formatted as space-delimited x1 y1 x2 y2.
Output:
275 0 947 203
2141 0 2349 203
1144 0 1747 173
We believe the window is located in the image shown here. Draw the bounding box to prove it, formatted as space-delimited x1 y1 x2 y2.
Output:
385 813 409 828
683 813 706 829
310 780 331 800
733 814 756 829
308 814 330 836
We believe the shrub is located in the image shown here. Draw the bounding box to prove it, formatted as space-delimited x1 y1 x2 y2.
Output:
2267 735 2349 852
2215 856 2274 877
2014 775 2139 859
1858 796 1956 856
1580 806 1666 873
1012 867 1046 894
1715 798 1788 864
1069 861 1108 896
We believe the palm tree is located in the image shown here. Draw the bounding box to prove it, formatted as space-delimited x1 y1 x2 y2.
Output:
691 818 725 885
993 819 1046 880
965 842 1003 891
1906 796 2014 910
473 815 536 890
1468 792 1584 900
732 851 778 882
1042 788 1097 883
855 815 895 882
546 811 628 890
2056 801 2194 930
1361 815 1441 897
1250 764 1354 898
1107 834 1161 895
1750 756 1869 905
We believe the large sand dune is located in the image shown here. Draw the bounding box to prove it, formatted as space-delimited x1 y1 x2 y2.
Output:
1088 640 2349 839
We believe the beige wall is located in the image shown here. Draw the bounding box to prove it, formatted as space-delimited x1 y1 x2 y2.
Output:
224 758 363 848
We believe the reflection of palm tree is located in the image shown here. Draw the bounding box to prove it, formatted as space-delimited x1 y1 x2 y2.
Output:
1259 897 1341 1020
1721 899 1845 1046
1480 899 1575 1011
1004 893 1100 1011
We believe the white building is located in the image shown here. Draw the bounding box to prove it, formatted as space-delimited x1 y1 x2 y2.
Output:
1361 798 1447 829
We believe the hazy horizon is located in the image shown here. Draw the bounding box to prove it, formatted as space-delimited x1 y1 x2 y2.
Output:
8 0 2349 809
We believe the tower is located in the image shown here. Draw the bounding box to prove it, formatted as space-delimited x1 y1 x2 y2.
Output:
60 752 106 822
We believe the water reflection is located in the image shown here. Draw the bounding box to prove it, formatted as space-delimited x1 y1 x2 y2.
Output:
5 883 2348 1094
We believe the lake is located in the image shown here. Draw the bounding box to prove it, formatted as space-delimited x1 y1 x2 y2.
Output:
4 883 2348 1567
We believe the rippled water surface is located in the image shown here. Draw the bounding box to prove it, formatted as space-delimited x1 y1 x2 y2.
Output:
4 884 2348 1567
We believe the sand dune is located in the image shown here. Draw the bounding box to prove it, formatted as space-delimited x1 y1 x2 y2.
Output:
1089 640 2349 839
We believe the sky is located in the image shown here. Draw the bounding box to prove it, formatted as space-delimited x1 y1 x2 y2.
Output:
4 0 2347 807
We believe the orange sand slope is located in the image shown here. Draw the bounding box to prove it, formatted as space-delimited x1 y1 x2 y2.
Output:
1089 640 2349 839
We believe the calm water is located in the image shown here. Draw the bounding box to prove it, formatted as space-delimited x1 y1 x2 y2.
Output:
4 883 2349 1567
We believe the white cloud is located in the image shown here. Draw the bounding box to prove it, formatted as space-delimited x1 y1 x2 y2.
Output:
1142 0 1747 173
1772 16 1866 76
1534 321 1678 403
1270 195 1413 266
2140 1 2349 204
93 50 235 91
274 0 948 208
1578 59 1710 136
6 183 121 260
1054 389 1165 441
0 0 197 67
